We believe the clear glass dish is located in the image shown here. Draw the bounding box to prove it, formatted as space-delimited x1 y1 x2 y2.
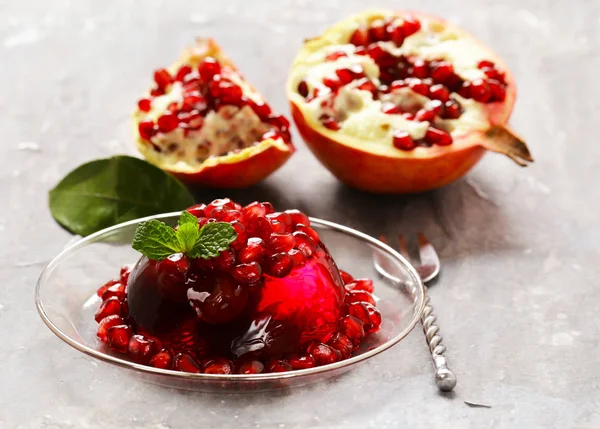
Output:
35 213 425 392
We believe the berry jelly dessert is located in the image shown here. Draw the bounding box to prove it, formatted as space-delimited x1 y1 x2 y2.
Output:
94 199 382 374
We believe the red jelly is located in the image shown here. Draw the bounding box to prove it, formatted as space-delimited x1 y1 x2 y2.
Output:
94 199 382 374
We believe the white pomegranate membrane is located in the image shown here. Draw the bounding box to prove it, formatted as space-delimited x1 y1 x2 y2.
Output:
136 57 291 165
94 200 382 375
289 13 509 151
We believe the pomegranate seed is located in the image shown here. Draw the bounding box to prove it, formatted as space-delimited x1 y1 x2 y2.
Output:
157 113 179 133
344 278 374 293
477 60 495 69
356 79 378 98
94 297 122 322
150 87 164 97
246 99 272 120
173 353 201 373
218 81 244 105
345 289 376 306
149 350 173 369
242 201 267 218
325 51 348 61
408 79 429 96
97 317 120 344
401 17 421 37
202 358 234 374
186 203 206 218
289 249 307 267
339 315 365 346
287 354 316 370
268 233 296 253
237 360 264 374
482 67 505 82
348 302 373 329
429 84 450 102
293 231 317 257
390 25 405 46
368 20 387 42
335 68 356 85
457 81 472 98
430 61 454 83
101 283 126 301
297 80 309 97
470 79 492 102
320 115 340 130
182 95 207 112
175 65 192 82
266 212 292 230
442 100 462 119
307 342 341 365
266 359 293 373
214 249 236 271
247 216 272 242
323 77 342 91
427 100 444 115
120 264 133 285
106 325 132 353
402 112 415 120
138 120 156 140
239 237 265 263
339 270 354 285
382 103 403 114
198 57 221 82
487 79 506 102
218 209 243 223
232 262 262 284
285 209 310 227
270 220 288 235
393 130 416 151
327 333 354 358
128 335 158 363
266 252 293 277
349 27 369 46
295 224 320 243
154 68 172 89
367 45 395 67
411 59 429 78
425 127 453 146
137 98 152 112
205 198 236 215
364 303 382 333
415 109 435 122
97 279 119 297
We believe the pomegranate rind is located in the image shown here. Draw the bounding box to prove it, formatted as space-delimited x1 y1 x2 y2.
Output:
134 38 294 188
286 10 527 193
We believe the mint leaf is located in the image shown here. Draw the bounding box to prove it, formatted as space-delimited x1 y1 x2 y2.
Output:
132 219 181 260
49 156 195 236
188 222 237 259
179 210 198 227
176 211 200 253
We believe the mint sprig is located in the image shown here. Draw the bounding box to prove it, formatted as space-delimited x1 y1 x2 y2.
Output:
132 211 237 260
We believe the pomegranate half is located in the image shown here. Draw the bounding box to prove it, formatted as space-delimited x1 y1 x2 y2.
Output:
287 10 533 193
134 38 294 188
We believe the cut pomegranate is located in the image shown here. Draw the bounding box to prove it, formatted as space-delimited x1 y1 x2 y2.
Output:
95 199 382 374
287 10 533 193
134 39 294 188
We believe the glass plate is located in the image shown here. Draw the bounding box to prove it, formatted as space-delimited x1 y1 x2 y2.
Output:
35 213 425 391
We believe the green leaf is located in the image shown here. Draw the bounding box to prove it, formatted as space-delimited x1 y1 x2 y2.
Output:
179 210 198 227
49 156 195 236
132 219 181 260
188 222 238 259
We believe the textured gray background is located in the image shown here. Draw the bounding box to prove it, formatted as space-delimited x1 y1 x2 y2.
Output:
1 0 599 428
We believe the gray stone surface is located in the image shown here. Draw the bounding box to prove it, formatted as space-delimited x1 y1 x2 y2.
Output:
1 0 598 427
